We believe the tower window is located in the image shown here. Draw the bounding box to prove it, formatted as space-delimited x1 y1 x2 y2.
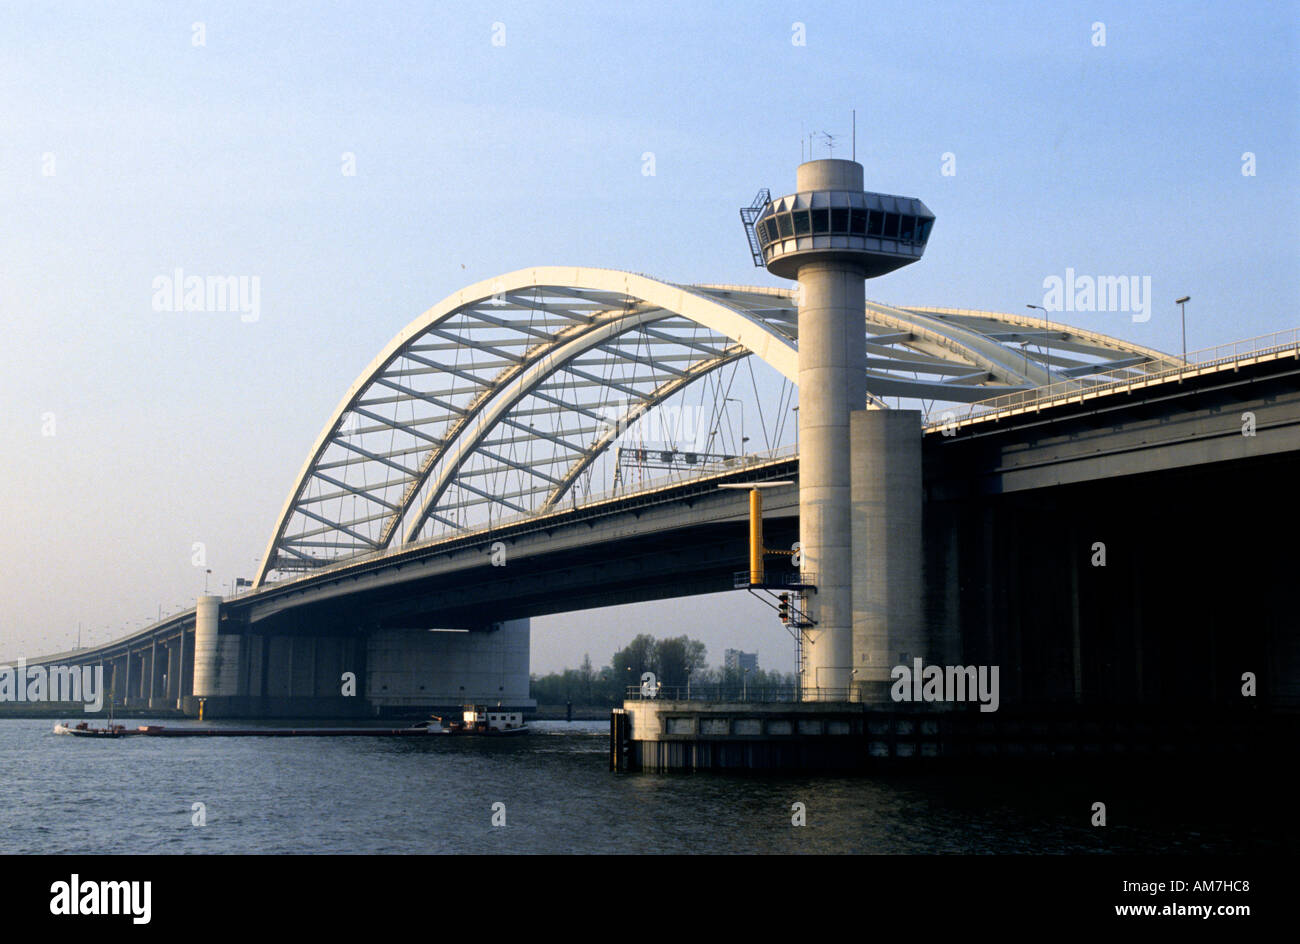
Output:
849 208 868 235
831 207 849 232
810 208 830 233
899 215 916 241
883 213 900 238
792 210 811 235
776 213 793 238
867 210 884 237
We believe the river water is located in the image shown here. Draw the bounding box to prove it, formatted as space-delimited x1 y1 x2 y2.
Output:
0 718 1283 854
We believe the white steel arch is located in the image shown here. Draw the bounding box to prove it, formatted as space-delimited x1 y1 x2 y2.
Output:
255 267 1169 584
255 268 801 585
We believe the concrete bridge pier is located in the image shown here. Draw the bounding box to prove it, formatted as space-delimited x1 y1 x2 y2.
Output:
851 409 925 702
147 638 168 709
192 595 238 699
174 599 533 717
164 640 180 706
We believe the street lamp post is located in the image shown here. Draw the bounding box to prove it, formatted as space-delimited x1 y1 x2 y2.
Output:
724 397 745 455
1026 302 1051 335
1026 304 1051 385
1176 296 1191 362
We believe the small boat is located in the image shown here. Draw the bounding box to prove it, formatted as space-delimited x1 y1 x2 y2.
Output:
54 684 134 737
53 721 136 738
441 705 529 736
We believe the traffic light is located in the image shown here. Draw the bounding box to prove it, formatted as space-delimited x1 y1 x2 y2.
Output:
778 593 790 624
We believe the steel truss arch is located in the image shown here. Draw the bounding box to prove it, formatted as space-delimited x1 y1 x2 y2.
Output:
255 268 801 585
256 268 1168 584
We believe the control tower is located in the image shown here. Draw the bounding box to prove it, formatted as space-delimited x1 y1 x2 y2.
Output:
745 159 934 700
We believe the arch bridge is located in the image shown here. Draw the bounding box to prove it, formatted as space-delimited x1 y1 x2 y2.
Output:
257 266 1168 585
25 267 1296 720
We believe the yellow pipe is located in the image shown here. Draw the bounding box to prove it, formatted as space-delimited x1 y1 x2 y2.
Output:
749 488 763 585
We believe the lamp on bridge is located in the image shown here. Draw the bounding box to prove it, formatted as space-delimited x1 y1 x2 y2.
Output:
1026 303 1051 335
724 397 747 455
1176 296 1191 362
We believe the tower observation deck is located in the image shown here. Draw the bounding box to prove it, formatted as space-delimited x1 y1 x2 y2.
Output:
752 161 935 280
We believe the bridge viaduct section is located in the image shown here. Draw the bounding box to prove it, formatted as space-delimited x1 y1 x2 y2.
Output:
924 353 1300 710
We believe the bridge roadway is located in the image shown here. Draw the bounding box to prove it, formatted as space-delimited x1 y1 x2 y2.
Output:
19 346 1300 714
242 453 799 632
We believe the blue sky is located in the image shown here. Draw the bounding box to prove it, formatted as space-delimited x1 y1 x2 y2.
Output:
1 1 1296 672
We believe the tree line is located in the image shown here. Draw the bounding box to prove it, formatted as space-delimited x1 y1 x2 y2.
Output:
529 633 795 706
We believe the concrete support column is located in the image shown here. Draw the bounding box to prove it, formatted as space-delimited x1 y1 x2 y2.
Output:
1069 526 1084 704
309 636 317 696
260 634 271 698
797 261 866 697
152 644 168 707
177 629 187 707
165 642 178 702
148 637 158 705
924 499 962 669
193 595 222 697
851 408 924 701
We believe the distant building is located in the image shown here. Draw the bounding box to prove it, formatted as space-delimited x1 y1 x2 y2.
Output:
724 649 758 675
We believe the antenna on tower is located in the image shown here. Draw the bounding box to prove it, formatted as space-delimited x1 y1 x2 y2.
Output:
852 109 856 161
819 131 837 158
